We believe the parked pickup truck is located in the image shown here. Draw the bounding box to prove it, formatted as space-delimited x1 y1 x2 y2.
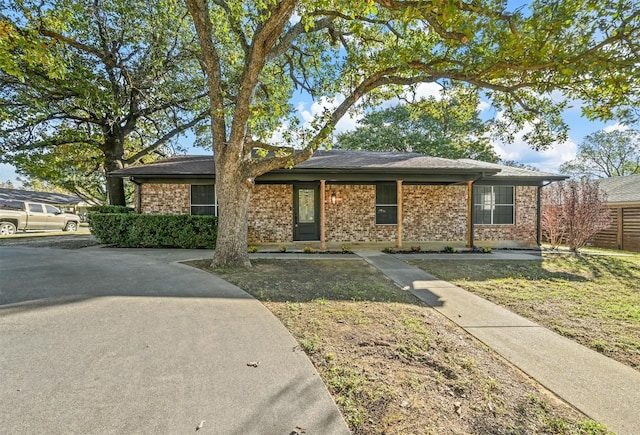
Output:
0 201 81 235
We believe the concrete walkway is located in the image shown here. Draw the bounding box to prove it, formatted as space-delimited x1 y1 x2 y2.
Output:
354 250 640 435
0 247 349 435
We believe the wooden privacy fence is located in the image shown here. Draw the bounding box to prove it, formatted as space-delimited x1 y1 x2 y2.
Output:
591 205 640 252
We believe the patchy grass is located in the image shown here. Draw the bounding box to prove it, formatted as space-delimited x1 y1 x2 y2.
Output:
408 251 640 370
188 258 609 434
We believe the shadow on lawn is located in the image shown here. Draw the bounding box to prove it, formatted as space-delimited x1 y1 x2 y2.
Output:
191 258 426 305
408 259 591 283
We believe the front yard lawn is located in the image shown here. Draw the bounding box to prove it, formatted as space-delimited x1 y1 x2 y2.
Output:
408 250 640 370
189 258 610 434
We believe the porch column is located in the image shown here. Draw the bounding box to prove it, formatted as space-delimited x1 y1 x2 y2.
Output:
467 181 473 248
536 186 542 246
320 179 326 250
396 180 403 249
617 207 623 250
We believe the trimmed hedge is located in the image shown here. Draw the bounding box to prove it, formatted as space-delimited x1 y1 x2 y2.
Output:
89 213 217 248
87 205 134 214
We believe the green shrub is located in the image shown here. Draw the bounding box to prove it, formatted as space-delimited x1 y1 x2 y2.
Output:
278 246 287 253
443 245 457 253
303 246 316 253
341 245 352 254
88 213 217 248
248 246 259 253
87 205 134 214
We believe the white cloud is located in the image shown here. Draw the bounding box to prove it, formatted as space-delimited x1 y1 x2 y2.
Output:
602 123 629 132
491 113 577 173
298 95 363 134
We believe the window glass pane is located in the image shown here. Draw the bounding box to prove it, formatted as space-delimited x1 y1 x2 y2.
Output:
28 203 44 213
191 185 215 205
473 206 491 224
298 189 315 223
494 186 514 205
45 205 60 214
376 184 397 205
190 206 217 216
376 206 397 225
473 186 515 225
493 205 514 224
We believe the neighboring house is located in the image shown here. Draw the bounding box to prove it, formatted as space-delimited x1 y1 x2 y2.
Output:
110 150 567 249
591 174 640 252
0 188 84 211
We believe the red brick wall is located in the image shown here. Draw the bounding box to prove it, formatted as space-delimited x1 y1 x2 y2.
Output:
403 185 467 241
473 185 538 247
140 183 190 214
138 182 539 247
248 184 293 243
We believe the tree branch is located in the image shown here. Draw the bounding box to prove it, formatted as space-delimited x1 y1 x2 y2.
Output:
124 110 209 164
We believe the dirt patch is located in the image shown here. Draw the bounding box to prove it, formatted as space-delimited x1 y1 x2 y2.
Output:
189 259 609 434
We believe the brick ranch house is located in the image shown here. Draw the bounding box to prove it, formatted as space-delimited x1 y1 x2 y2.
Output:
111 150 567 250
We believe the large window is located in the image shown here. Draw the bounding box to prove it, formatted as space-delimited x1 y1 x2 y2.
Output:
473 186 514 225
191 185 218 216
376 183 397 225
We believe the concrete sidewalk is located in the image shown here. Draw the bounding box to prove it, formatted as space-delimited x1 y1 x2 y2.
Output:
0 247 349 435
355 250 640 435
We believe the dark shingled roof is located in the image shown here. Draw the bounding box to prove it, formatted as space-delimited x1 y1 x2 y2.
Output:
0 188 83 205
456 159 567 179
597 174 640 204
110 150 566 183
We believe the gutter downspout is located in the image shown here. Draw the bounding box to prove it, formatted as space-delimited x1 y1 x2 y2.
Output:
537 181 553 246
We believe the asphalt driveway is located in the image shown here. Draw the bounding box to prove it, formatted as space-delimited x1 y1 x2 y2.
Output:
0 246 349 434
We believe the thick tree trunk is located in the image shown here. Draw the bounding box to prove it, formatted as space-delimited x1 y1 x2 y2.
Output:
211 157 253 268
102 134 127 206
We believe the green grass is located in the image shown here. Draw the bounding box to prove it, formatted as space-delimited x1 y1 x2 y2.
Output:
408 251 640 370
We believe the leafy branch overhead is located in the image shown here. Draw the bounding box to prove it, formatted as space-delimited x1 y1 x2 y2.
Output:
0 0 210 204
180 0 640 267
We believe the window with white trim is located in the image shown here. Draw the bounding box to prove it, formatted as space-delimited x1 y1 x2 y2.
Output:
473 186 514 225
376 183 397 225
190 185 218 216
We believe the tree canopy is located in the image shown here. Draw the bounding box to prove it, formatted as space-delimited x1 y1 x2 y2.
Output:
0 0 210 204
334 88 499 162
184 0 639 267
560 129 640 178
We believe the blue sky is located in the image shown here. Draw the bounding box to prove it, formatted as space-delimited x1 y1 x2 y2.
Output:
0 86 628 185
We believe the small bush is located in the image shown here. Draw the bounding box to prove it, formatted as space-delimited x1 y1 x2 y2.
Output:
411 245 421 252
278 246 287 253
303 246 316 254
89 213 217 248
479 246 492 253
341 245 352 254
248 246 259 253
443 245 457 253
382 247 395 253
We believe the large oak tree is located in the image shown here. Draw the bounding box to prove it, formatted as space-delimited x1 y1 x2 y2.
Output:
0 0 209 204
335 86 500 162
560 128 640 178
185 0 639 267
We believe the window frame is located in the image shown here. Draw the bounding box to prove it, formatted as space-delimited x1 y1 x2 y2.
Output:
473 185 515 225
375 183 398 225
190 184 218 217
